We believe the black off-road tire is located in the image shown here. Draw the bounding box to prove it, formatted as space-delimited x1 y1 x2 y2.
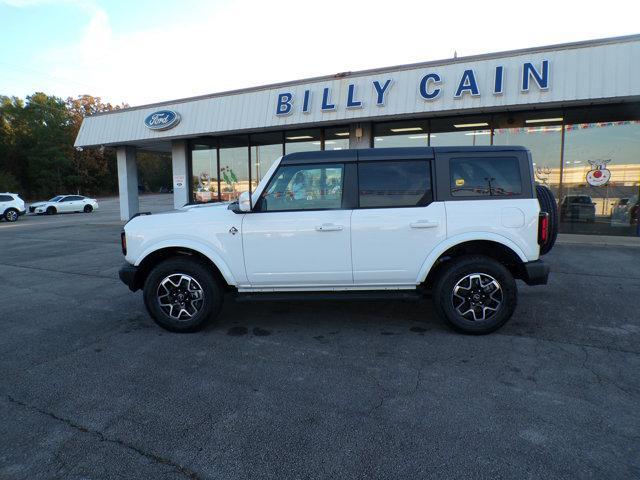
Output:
536 184 558 255
46 206 57 215
4 208 19 222
83 205 93 213
143 256 223 333
433 255 517 335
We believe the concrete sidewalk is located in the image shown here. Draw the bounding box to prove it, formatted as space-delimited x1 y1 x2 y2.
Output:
558 233 640 247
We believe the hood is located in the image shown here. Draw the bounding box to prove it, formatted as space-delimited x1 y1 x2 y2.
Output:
126 201 234 226
30 201 48 207
181 201 232 211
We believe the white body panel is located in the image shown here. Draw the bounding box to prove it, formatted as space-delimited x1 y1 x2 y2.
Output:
241 210 353 287
444 199 541 262
124 204 245 286
351 203 447 285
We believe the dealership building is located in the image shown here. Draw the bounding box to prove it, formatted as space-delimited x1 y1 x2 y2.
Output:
74 35 640 236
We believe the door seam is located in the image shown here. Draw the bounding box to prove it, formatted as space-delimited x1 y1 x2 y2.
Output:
349 209 355 284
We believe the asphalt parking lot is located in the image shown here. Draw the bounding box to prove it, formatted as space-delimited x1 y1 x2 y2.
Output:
1 194 639 480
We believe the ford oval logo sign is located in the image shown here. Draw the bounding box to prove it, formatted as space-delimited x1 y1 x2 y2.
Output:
144 110 181 131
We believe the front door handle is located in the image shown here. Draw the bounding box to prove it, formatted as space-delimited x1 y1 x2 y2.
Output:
410 220 439 228
315 223 343 232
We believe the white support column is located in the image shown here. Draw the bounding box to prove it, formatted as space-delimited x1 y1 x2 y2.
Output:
349 122 373 149
171 140 190 209
116 146 139 221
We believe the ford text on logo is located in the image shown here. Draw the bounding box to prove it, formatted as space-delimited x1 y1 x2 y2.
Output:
275 60 549 115
144 110 181 130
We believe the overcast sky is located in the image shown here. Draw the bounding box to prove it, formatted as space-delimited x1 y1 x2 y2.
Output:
1 0 638 107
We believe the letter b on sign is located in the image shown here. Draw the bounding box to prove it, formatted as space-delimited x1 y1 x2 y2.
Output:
276 92 293 115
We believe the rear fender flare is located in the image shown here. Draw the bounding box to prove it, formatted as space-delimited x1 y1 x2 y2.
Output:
417 232 528 283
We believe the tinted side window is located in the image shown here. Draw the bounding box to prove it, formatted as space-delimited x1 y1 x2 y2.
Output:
450 156 522 197
0 195 13 202
358 160 431 208
260 163 344 211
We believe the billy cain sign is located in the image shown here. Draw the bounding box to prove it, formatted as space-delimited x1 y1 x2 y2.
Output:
275 60 550 116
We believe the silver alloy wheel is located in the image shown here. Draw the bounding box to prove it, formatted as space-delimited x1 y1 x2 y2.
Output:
6 210 18 222
452 273 503 322
156 273 204 321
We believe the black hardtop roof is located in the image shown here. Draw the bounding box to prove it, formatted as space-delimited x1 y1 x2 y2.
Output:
281 146 529 164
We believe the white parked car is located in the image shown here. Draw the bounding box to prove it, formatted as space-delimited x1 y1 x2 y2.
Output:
119 147 558 335
0 193 26 222
32 195 99 215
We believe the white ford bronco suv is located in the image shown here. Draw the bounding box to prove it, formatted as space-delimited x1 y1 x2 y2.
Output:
119 146 557 334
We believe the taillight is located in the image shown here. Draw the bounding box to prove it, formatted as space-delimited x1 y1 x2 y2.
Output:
538 212 549 245
121 231 127 256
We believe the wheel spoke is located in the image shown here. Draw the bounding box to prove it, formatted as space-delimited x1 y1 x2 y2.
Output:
451 272 503 322
156 273 205 321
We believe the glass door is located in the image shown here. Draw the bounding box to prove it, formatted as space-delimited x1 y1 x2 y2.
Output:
191 140 220 203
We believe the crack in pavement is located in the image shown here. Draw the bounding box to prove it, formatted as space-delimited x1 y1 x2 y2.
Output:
578 346 638 398
5 395 202 480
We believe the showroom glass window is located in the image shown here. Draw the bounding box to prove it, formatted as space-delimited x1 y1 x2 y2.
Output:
250 132 283 185
324 127 350 150
561 120 640 236
285 129 321 154
429 116 491 147
219 136 250 202
373 121 429 147
493 115 562 198
191 142 219 203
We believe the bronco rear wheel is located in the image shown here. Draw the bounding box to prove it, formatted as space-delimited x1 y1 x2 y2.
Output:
433 255 517 335
143 256 223 332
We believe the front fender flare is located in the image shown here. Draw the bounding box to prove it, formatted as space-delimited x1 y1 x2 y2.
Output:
135 239 237 286
416 232 528 283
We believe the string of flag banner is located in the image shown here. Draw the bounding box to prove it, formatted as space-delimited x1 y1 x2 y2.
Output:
493 120 640 135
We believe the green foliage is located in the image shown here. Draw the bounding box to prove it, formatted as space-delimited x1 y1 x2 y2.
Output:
0 171 20 192
0 92 171 199
137 151 172 192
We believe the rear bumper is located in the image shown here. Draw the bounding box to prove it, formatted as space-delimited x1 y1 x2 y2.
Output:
118 263 140 292
18 209 26 216
522 260 549 286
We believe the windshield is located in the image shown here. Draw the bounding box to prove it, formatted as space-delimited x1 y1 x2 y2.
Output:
49 196 63 202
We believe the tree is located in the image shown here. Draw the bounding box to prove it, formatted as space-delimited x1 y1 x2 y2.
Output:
66 95 128 196
0 92 170 199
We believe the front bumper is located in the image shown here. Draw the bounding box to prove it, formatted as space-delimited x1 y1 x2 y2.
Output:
521 260 549 286
119 263 140 292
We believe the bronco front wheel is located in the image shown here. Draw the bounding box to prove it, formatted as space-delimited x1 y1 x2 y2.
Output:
143 257 223 332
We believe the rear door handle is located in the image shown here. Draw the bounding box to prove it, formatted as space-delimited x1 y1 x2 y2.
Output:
410 220 439 228
315 223 343 232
